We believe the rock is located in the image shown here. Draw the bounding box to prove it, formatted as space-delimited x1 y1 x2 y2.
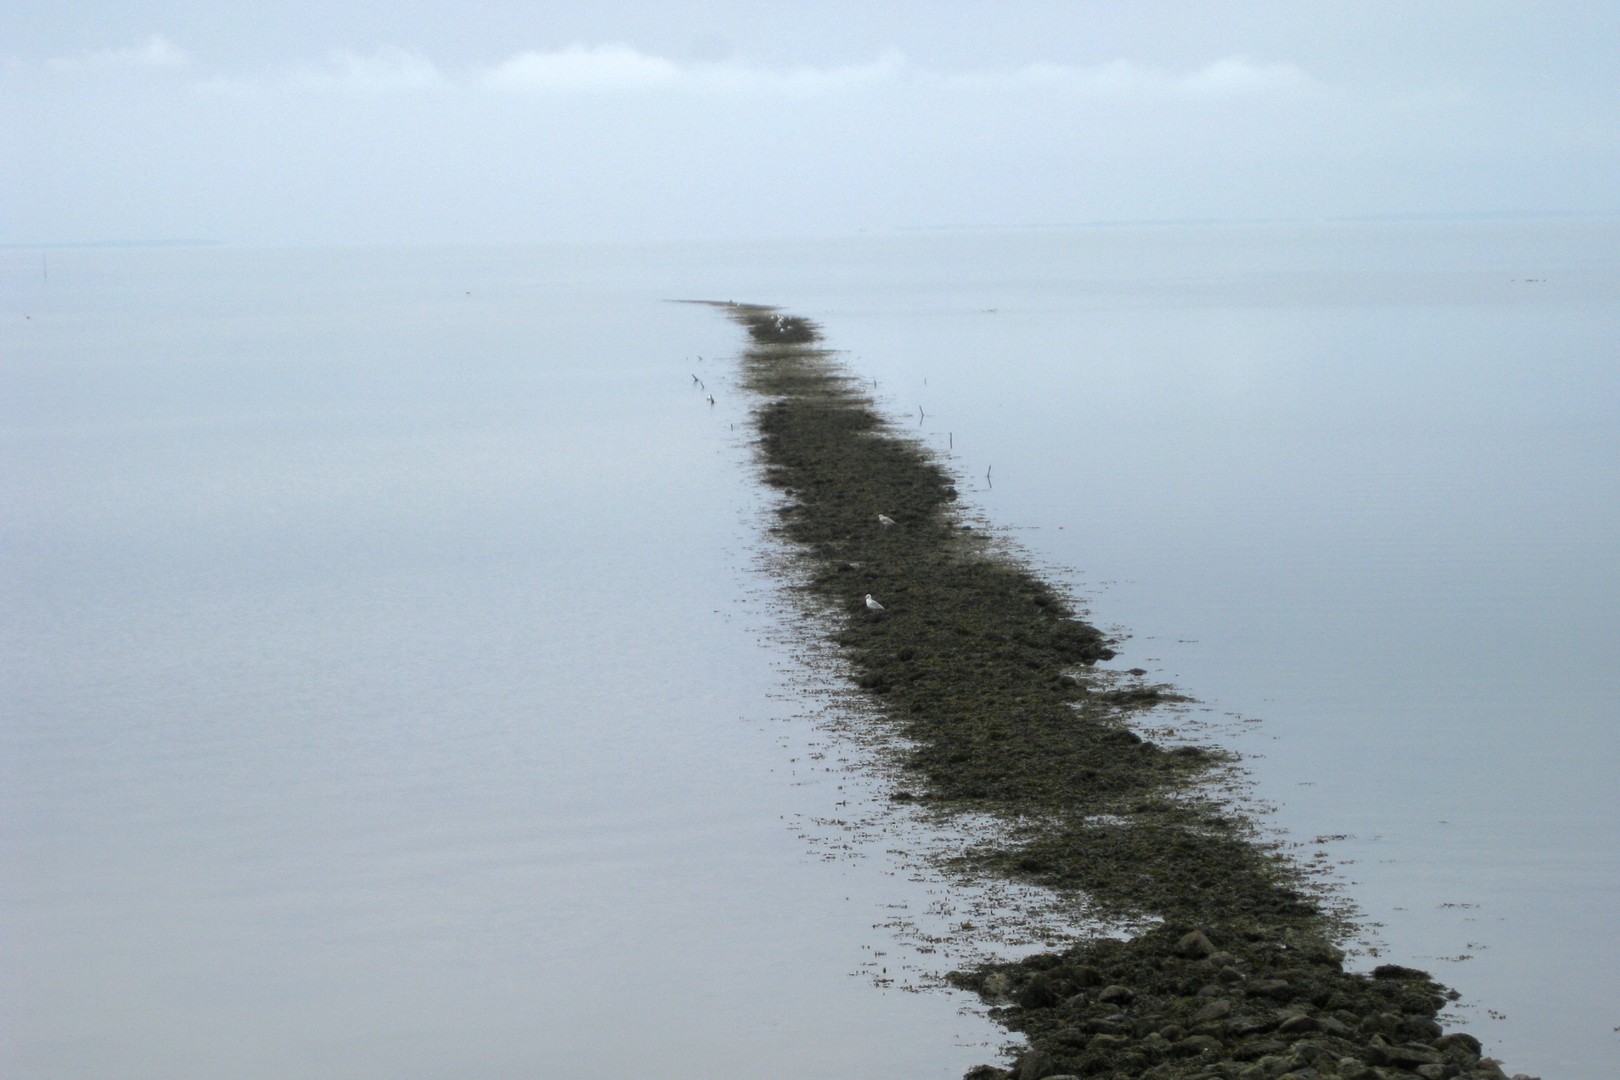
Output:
1301 940 1347 968
1170 1034 1224 1057
1415 1064 1456 1079
1194 998 1233 1022
1277 1013 1320 1035
1017 973 1063 1009
1015 1047 1058 1080
1247 1053 1293 1076
1072 965 1105 988
1177 929 1218 958
1433 1032 1483 1057
1372 963 1431 980
1358 1011 1403 1035
1249 978 1295 1001
1404 1015 1445 1041
1235 1039 1288 1061
1228 1017 1279 1038
1315 1015 1351 1037
1336 1061 1375 1079
1139 1032 1173 1055
1367 1042 1445 1069
1085 1034 1129 1053
1292 1041 1330 1064
1096 984 1135 1005
963 1068 1012 1080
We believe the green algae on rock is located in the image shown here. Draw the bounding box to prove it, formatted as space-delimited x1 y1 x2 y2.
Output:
717 303 1530 1080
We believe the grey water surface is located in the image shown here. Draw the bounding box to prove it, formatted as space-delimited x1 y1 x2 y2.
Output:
1 245 1005 1079
4 221 1616 1078
749 219 1620 1078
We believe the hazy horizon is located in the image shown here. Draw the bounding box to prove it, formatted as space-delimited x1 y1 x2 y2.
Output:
5 2 1617 248
10 206 1620 252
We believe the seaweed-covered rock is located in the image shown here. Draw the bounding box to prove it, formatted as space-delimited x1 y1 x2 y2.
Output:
719 303 1529 1080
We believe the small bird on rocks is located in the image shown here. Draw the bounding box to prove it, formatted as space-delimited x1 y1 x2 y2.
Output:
877 514 897 527
864 594 886 613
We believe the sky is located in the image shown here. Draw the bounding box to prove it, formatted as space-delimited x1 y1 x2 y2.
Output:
3 1 1617 246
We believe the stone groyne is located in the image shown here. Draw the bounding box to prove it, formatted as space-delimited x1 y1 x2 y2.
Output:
720 304 1535 1080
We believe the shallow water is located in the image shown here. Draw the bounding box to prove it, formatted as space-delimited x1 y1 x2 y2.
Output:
0 247 1006 1079
753 220 1620 1077
4 221 1617 1078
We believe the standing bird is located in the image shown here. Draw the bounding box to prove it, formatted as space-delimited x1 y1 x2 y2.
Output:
877 514 897 527
864 594 886 613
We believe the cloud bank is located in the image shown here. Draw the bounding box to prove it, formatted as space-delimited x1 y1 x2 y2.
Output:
46 33 189 73
84 38 1308 102
8 29 1611 247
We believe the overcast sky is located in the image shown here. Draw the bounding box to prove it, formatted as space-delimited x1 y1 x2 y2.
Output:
4 1 1617 246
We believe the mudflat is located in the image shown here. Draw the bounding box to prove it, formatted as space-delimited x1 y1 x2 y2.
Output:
717 303 1535 1080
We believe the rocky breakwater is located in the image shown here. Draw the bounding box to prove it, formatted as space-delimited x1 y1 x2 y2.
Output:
717 303 1538 1080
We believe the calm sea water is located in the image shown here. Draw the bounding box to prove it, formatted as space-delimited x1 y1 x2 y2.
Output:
3 221 1616 1078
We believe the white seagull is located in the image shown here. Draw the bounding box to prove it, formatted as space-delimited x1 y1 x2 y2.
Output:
877 514 897 527
864 594 886 613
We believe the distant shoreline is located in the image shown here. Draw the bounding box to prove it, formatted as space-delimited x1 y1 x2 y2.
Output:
0 238 222 250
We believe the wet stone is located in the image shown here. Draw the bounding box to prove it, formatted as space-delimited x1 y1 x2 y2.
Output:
1404 1015 1445 1041
1249 979 1296 1001
1229 1017 1279 1038
1140 1032 1174 1055
1015 1048 1057 1080
1314 1016 1351 1037
1171 1034 1225 1057
1368 1042 1446 1069
1235 1039 1289 1061
1433 1033 1483 1057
